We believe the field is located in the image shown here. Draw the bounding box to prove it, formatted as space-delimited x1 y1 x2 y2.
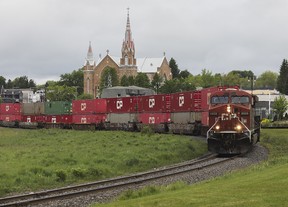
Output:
93 129 288 207
0 127 206 197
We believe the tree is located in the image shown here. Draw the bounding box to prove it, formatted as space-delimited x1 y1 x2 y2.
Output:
159 79 180 94
178 70 190 79
127 76 135 86
169 58 180 79
6 79 13 89
134 73 150 88
99 67 119 91
273 95 288 120
276 59 288 94
255 70 278 89
59 69 84 95
230 70 254 78
222 72 241 87
28 79 36 88
159 78 195 94
77 93 94 100
46 85 77 101
120 75 129 86
0 76 6 88
151 73 163 94
13 76 29 88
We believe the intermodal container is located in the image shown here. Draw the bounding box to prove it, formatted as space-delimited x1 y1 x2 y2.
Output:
138 113 171 124
44 115 72 124
22 115 45 123
106 97 141 113
107 113 137 123
170 112 202 124
22 103 45 115
0 103 21 115
140 94 171 113
44 101 72 115
0 114 21 122
170 91 195 112
72 114 107 124
72 99 107 114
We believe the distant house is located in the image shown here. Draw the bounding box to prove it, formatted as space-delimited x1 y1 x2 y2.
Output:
245 89 288 119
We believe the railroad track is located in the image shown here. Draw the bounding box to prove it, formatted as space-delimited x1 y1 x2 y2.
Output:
0 153 238 207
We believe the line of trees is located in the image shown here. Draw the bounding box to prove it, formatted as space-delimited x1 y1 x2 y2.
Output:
1 58 287 98
0 76 36 89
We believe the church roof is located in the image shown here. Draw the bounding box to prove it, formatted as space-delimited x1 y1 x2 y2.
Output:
137 57 165 73
95 55 165 73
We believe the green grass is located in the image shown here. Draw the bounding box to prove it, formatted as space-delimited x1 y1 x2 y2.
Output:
93 129 288 207
0 127 206 197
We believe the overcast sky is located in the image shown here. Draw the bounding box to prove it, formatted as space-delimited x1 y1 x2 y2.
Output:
1 0 288 84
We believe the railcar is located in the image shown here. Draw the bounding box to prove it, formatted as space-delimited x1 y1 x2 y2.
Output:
207 88 260 154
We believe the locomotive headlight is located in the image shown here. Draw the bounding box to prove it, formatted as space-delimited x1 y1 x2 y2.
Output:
236 124 242 131
227 105 231 113
215 125 220 130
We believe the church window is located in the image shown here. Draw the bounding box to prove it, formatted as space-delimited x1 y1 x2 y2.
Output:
125 56 128 65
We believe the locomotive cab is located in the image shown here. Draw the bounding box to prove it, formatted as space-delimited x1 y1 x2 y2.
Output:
207 89 260 154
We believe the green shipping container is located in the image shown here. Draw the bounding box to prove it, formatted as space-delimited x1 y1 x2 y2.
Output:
44 101 72 115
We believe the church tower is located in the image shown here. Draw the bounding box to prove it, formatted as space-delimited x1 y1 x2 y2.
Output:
120 8 136 66
83 41 95 95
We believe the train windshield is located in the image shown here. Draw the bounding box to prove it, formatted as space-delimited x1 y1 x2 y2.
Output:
231 96 250 104
211 96 229 104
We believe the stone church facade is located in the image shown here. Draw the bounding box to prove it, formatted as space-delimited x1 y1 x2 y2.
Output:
83 11 172 98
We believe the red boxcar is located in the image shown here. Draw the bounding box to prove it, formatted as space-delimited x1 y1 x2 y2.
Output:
72 99 107 114
72 114 106 124
0 103 21 115
140 94 171 113
138 113 171 124
106 97 141 113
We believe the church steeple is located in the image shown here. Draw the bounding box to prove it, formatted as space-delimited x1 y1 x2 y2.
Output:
85 41 95 66
121 8 136 66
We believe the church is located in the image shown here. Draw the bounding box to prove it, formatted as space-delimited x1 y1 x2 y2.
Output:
83 10 172 98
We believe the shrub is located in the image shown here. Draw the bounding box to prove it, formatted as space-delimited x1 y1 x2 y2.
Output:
71 168 86 178
141 125 154 136
125 158 140 167
55 170 66 182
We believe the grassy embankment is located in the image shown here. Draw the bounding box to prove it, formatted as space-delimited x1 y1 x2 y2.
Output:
93 129 288 207
0 127 206 197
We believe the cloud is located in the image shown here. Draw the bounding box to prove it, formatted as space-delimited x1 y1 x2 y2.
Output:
0 0 288 84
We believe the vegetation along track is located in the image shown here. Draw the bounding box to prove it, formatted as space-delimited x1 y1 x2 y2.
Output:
0 153 240 207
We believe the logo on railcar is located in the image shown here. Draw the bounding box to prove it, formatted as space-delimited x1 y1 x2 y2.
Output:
149 98 155 108
149 117 155 124
81 103 86 111
179 96 184 107
116 100 123 109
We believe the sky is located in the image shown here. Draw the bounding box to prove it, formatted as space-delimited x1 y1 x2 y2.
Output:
1 0 288 85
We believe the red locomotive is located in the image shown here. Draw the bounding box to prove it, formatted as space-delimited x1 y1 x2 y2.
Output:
207 88 260 154
0 86 260 154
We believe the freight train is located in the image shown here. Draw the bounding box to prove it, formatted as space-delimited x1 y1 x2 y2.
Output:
0 86 260 154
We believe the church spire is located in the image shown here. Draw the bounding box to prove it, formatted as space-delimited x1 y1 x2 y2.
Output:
85 41 95 66
121 8 136 66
